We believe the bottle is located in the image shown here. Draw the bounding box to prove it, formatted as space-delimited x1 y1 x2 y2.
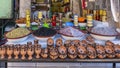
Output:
59 13 63 29
102 10 107 22
96 5 100 21
52 15 56 27
99 9 103 21
93 9 96 20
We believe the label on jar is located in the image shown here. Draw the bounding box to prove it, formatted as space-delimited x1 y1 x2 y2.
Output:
74 15 78 26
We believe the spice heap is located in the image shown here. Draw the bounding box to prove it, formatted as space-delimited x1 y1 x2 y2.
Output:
33 27 57 37
59 27 84 37
6 28 30 38
91 27 118 35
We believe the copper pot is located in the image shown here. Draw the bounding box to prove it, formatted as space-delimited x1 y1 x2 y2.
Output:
41 48 48 59
27 46 34 60
114 44 120 58
49 47 58 60
77 45 87 59
68 45 77 59
56 38 63 47
35 44 41 59
72 40 80 47
87 45 96 59
47 38 54 50
64 40 71 47
0 45 6 59
20 45 27 60
14 45 20 59
96 45 106 59
105 45 115 58
58 45 67 59
7 45 13 59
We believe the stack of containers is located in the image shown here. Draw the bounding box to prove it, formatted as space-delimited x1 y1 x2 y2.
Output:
74 14 79 27
87 14 93 28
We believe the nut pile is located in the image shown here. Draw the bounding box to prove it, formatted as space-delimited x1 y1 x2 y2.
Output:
1 36 120 60
6 28 30 38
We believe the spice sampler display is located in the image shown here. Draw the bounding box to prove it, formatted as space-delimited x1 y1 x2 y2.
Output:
1 36 120 60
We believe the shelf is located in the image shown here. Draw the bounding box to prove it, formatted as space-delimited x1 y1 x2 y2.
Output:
1 58 120 63
33 3 49 6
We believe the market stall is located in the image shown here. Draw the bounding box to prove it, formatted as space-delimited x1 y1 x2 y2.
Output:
0 0 120 68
